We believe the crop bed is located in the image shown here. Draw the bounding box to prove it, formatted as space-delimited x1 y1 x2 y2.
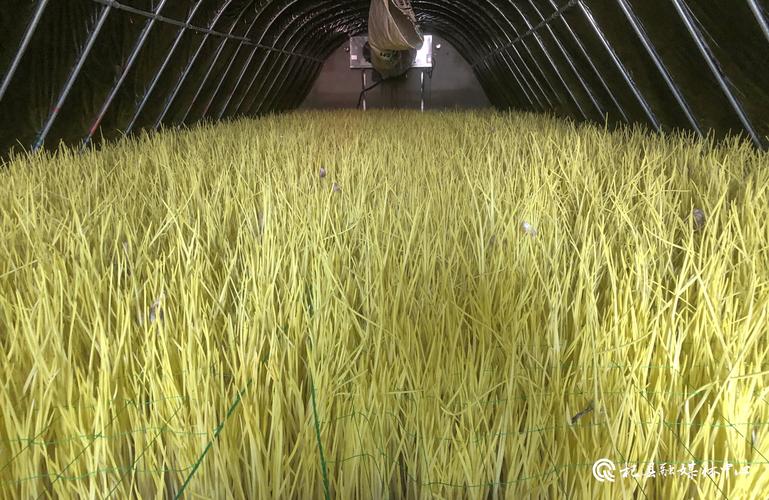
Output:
1 110 768 498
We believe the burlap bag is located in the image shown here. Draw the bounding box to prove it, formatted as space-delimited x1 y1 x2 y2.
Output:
367 0 423 78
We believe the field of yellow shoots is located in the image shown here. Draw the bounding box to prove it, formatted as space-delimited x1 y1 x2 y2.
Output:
1 110 768 498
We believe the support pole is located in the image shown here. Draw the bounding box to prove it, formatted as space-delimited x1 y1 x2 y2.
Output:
510 2 589 120
420 70 425 112
82 0 170 148
0 0 50 104
123 0 206 136
614 0 701 134
32 5 112 151
748 0 769 46
176 5 252 125
546 0 629 123
362 70 367 111
526 0 605 120
577 1 661 131
152 0 237 130
671 0 763 148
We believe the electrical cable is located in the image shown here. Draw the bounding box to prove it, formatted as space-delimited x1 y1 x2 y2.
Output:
356 44 436 109
428 53 436 79
357 75 386 109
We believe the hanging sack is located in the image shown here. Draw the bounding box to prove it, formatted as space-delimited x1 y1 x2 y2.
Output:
367 0 424 78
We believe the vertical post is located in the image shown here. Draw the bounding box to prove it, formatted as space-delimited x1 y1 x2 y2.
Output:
32 5 112 151
82 0 170 148
577 1 661 132
123 0 206 136
420 70 425 112
362 70 367 111
0 0 50 104
671 0 764 148
614 0 701 135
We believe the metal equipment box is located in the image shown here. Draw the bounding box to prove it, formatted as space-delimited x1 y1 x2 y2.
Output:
349 35 433 69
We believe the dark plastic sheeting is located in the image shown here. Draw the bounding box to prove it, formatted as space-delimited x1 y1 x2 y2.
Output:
1 0 768 156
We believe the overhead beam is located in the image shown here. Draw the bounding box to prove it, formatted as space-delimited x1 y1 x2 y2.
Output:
88 0 321 61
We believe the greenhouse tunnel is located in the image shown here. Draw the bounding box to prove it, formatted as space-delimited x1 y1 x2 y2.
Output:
1 0 769 155
4 1 769 498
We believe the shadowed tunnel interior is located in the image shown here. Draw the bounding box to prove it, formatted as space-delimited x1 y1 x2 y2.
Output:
1 0 768 156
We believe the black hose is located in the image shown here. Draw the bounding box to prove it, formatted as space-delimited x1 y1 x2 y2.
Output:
357 77 386 109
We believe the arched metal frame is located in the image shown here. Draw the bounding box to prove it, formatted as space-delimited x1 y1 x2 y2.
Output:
417 1 547 111
172 0 259 126
1 0 768 152
243 4 368 117
151 0 243 129
223 0 358 118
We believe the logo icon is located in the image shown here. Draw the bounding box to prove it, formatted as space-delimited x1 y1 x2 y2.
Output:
593 458 616 482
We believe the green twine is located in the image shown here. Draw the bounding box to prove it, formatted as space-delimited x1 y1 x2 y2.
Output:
174 380 252 499
306 284 330 499
310 374 331 500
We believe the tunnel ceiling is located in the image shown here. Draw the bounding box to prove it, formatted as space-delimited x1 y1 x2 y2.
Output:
1 0 769 155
